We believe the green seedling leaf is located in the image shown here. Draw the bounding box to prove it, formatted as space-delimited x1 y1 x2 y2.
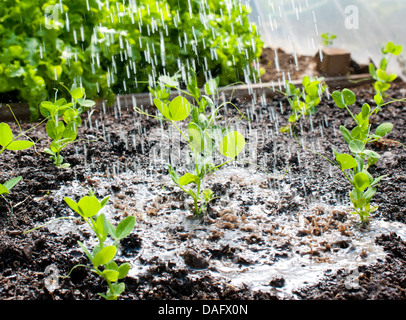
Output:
363 187 376 202
342 89 356 106
383 41 402 56
115 216 136 240
374 81 391 94
179 173 199 186
353 172 370 192
339 125 352 144
167 165 180 185
3 176 22 191
95 214 108 243
369 63 377 78
361 103 370 119
380 57 388 71
100 196 110 208
110 282 126 297
202 188 213 202
63 121 78 141
78 196 101 218
364 150 380 166
219 131 246 159
154 98 170 119
350 126 368 141
78 241 93 262
336 153 357 170
353 197 367 209
375 122 393 137
0 184 9 195
102 269 119 283
71 87 85 100
159 75 179 87
118 263 131 279
332 91 345 109
93 245 117 268
370 174 388 187
377 69 397 83
187 122 204 153
0 123 14 147
374 93 384 106
64 197 81 216
349 139 365 154
0 123 32 151
46 120 65 140
39 101 55 118
6 140 34 151
77 98 96 108
168 96 191 121
54 98 68 106
332 89 356 108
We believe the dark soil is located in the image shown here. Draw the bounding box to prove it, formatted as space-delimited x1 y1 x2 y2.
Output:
1 51 406 302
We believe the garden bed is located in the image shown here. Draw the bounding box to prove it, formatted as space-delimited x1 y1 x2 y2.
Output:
1 76 406 300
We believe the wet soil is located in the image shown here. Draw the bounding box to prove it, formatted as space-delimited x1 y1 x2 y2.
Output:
1 67 406 301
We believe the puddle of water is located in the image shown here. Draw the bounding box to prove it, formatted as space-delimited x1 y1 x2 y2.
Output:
43 166 406 299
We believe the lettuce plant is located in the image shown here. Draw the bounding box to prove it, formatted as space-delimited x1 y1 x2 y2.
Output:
369 41 403 98
40 86 95 168
64 189 135 300
280 76 328 133
331 88 395 223
0 0 262 120
136 71 246 216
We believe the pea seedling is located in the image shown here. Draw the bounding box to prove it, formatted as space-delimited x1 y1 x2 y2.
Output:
0 106 36 199
280 76 328 133
369 41 403 98
64 190 135 300
321 33 337 47
40 86 95 168
136 70 246 216
331 88 394 223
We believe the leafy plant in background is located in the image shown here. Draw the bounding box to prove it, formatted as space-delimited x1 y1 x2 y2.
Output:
0 0 263 120
331 88 394 223
40 86 95 168
321 33 337 47
369 41 403 98
64 189 136 300
136 70 246 216
0 0 116 120
280 76 328 133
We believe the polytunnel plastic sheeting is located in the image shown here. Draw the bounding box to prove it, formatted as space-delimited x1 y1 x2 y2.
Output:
248 0 406 80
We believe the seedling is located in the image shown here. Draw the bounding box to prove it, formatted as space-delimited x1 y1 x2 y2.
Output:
321 33 337 47
0 107 35 200
369 41 403 98
40 86 95 168
280 76 328 133
331 88 394 223
64 189 135 300
136 70 246 216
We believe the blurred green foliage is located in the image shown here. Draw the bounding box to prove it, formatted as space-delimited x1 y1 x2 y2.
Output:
0 0 263 120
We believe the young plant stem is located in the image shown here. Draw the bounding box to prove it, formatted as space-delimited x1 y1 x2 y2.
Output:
344 105 358 125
